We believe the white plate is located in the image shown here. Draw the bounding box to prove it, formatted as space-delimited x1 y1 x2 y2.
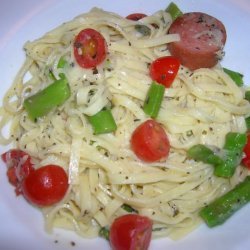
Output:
0 0 250 249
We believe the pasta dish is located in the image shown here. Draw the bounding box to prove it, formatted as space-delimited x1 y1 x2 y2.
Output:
1 5 250 246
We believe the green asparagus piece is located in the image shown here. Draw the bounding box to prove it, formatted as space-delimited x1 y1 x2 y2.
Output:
188 133 247 178
245 90 250 101
223 68 244 87
200 176 250 227
88 109 117 135
166 2 183 20
215 133 247 177
223 132 247 151
24 73 70 121
143 81 165 118
57 56 68 68
245 117 250 131
214 150 242 177
187 144 224 166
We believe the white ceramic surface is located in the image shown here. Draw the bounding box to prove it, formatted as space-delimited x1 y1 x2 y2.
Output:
0 1 250 249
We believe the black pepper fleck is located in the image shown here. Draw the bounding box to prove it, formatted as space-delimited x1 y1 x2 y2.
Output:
92 68 98 74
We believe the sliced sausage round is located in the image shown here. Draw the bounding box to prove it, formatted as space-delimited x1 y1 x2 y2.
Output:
168 12 227 70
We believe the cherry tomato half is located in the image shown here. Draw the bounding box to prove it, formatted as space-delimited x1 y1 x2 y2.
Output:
149 56 180 88
74 28 107 69
110 214 153 250
126 13 147 21
1 149 34 195
131 119 170 162
126 13 158 30
22 165 69 207
242 133 250 169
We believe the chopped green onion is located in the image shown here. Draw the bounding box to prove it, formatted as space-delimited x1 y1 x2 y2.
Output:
245 117 250 130
24 73 71 121
245 90 250 101
122 204 138 213
200 176 250 227
57 56 68 69
88 109 117 135
143 81 165 118
223 68 244 87
99 227 110 241
135 25 151 36
166 2 183 20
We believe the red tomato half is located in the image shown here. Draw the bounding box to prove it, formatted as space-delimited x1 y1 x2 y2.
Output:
242 133 250 169
126 13 147 21
126 13 158 29
1 149 34 195
110 214 153 250
149 56 180 88
131 119 170 162
22 165 69 207
74 28 107 69
2 149 27 163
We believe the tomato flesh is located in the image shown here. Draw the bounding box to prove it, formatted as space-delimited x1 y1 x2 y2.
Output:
74 28 107 69
149 56 180 88
1 149 34 195
131 119 170 162
242 133 250 169
22 165 68 206
126 13 147 21
110 214 152 250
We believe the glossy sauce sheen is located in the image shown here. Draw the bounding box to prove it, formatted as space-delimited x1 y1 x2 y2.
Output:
168 12 227 70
